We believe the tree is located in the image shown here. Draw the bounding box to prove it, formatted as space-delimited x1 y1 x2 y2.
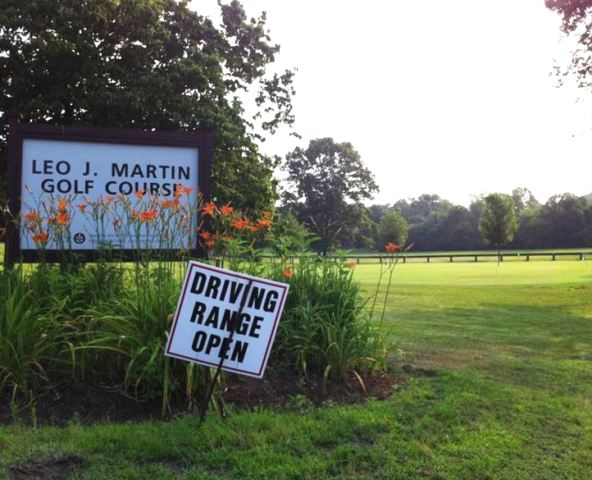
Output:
478 193 517 256
547 1 592 95
283 138 378 252
537 194 591 248
377 210 408 249
511 187 540 212
0 0 295 212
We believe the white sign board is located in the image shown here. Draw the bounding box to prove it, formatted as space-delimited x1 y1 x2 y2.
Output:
20 139 199 250
165 261 289 378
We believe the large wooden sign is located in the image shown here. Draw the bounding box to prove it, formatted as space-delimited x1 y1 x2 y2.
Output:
5 120 213 263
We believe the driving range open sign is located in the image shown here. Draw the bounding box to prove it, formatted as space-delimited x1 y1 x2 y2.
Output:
165 261 289 378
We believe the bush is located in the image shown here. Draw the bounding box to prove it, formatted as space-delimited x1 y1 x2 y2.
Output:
272 256 385 379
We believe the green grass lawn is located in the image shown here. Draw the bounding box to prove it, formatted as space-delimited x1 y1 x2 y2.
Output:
0 262 591 479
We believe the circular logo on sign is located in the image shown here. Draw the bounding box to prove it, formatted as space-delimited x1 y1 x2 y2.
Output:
73 232 86 244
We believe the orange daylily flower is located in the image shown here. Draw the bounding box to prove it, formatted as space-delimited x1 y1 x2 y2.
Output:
220 204 233 216
201 202 217 216
199 230 213 241
139 209 158 222
256 219 272 230
344 260 357 269
204 239 215 249
58 199 69 212
56 213 70 226
113 218 121 230
281 268 294 279
175 185 194 197
262 210 273 220
231 218 250 230
24 210 39 223
76 204 87 214
385 242 399 253
134 190 145 199
32 232 49 244
161 199 180 209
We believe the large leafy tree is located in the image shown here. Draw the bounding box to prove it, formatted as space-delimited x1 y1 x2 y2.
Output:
0 0 295 211
283 138 378 252
478 193 517 254
547 1 592 92
377 210 408 249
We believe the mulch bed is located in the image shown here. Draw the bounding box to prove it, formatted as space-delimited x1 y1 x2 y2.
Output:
0 365 432 427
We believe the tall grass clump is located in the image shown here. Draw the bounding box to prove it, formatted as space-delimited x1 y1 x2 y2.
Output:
272 256 386 381
0 267 63 400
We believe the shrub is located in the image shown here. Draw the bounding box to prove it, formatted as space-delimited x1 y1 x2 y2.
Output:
272 256 386 380
0 268 62 399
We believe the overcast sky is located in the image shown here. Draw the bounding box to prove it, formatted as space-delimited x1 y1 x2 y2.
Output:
193 0 592 206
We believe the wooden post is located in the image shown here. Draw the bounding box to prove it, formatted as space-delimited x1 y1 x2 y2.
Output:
474 255 478 262
449 256 453 263
552 254 556 261
427 256 430 263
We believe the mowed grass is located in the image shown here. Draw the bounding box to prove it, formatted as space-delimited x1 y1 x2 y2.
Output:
0 261 591 479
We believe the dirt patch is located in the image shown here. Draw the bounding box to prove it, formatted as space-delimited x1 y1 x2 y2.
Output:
222 369 398 410
9 454 85 480
0 365 422 426
0 382 188 427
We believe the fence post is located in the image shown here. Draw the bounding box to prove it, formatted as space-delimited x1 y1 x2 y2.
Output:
474 255 478 262
427 257 430 263
552 254 556 261
449 256 453 263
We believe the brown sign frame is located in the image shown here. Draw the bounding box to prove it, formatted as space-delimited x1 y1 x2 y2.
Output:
5 119 213 265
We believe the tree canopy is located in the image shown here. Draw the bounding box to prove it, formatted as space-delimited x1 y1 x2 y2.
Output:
377 210 408 249
478 194 518 250
0 0 295 211
282 137 378 252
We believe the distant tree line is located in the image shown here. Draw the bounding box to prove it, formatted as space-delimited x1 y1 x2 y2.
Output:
365 189 592 252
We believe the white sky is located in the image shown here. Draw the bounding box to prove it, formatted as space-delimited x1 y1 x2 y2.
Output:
193 0 592 206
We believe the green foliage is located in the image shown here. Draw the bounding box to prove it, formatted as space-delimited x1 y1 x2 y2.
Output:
0 0 295 210
0 268 61 399
268 212 318 255
0 196 387 415
377 210 408 249
283 138 378 252
273 257 385 379
478 193 517 249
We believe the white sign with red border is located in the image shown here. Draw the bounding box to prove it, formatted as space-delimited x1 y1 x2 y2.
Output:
165 261 289 378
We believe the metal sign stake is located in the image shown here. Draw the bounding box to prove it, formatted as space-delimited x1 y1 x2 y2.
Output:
199 278 254 422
